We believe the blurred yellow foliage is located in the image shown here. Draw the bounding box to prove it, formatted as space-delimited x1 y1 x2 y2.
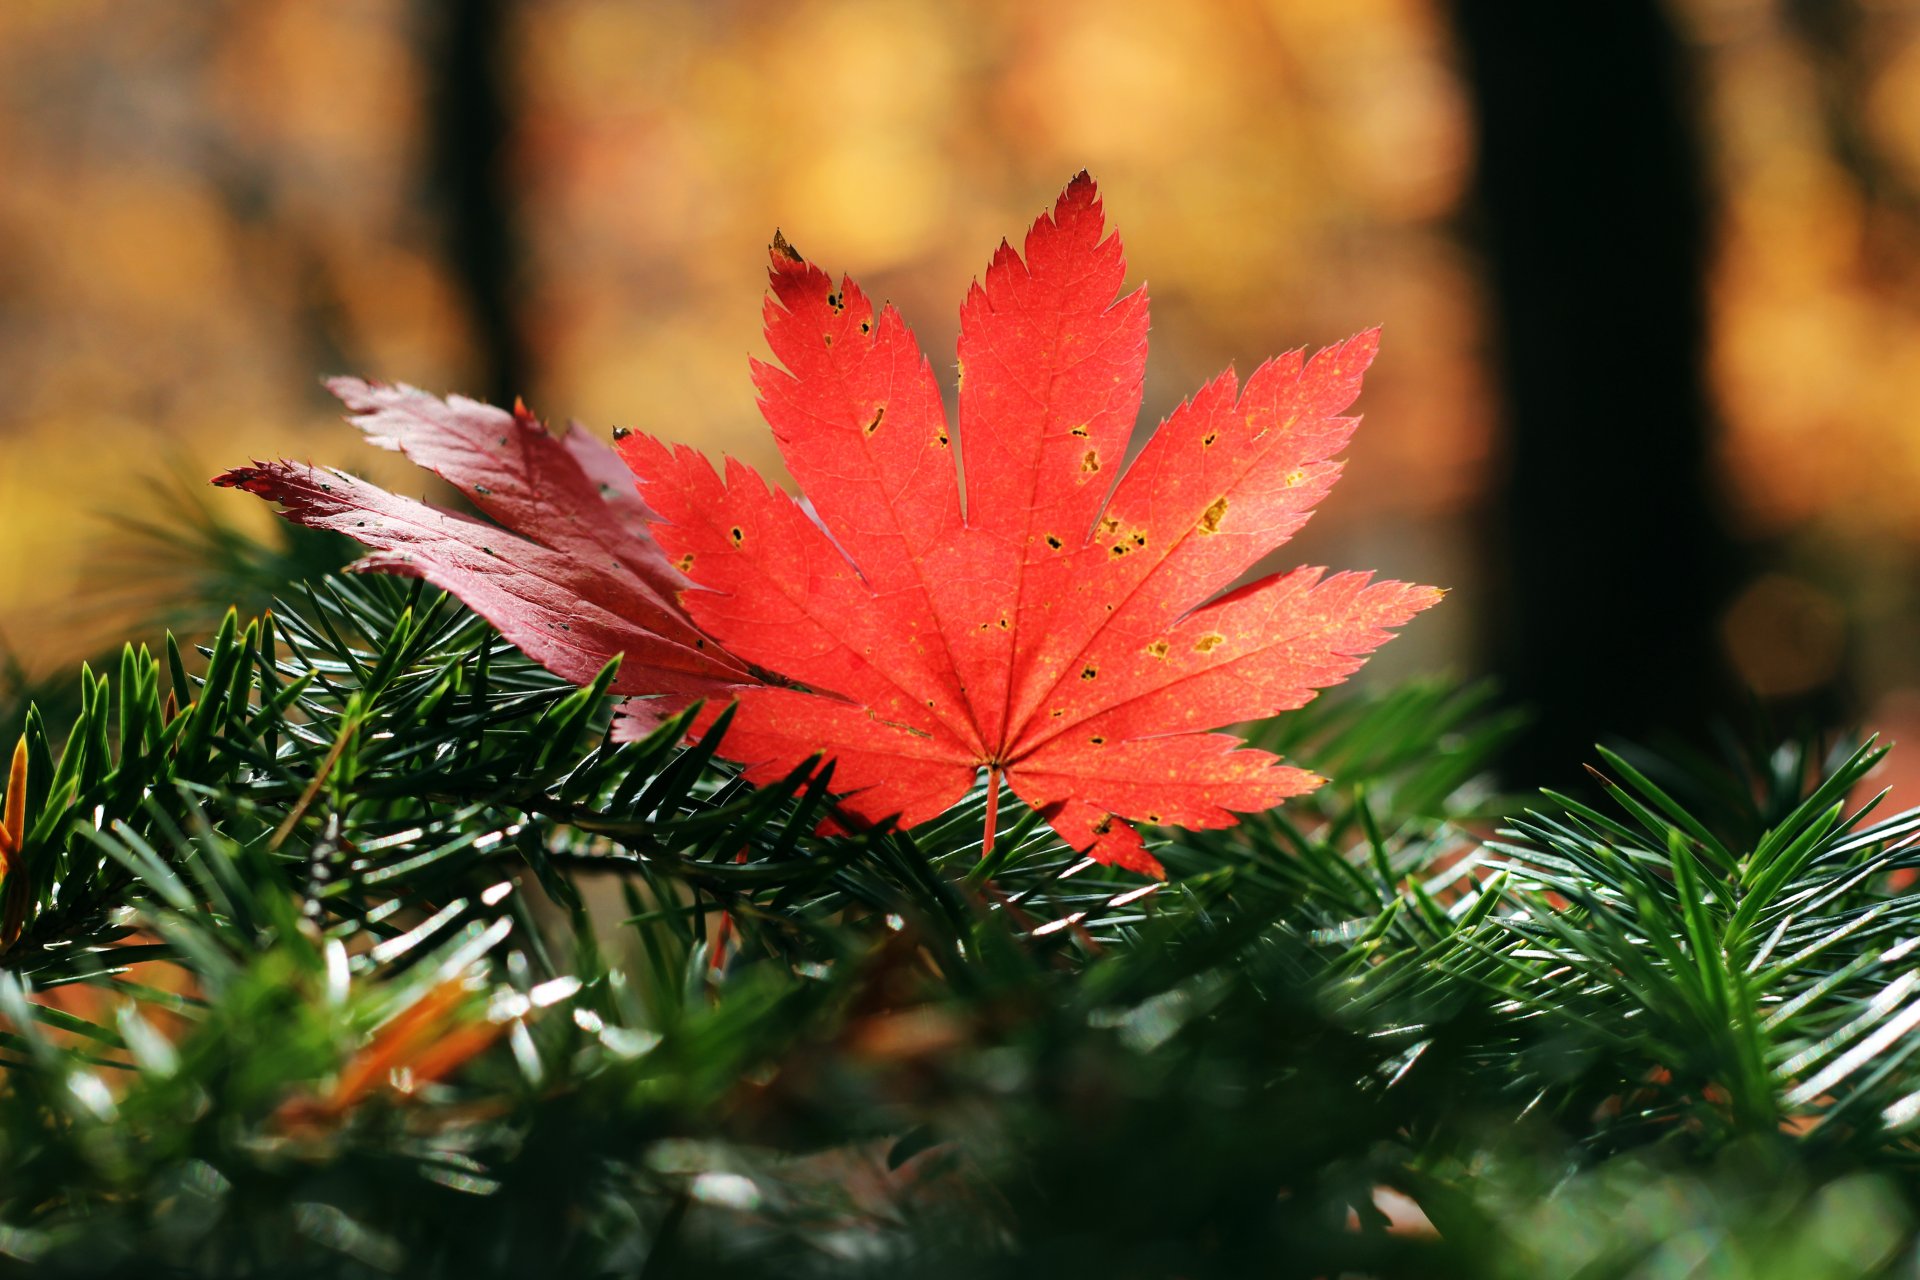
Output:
2 0 1919 713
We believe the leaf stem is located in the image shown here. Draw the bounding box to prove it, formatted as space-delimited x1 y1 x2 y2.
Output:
982 766 1001 858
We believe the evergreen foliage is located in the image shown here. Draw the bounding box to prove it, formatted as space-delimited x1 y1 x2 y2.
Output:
0 568 1916 1277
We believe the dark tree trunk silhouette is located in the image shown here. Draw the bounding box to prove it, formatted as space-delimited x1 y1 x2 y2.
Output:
1450 1 1742 778
424 0 530 409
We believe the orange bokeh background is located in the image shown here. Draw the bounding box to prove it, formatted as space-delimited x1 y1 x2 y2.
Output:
3 0 1918 760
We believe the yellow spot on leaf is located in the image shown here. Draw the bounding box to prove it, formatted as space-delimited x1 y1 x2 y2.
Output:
1194 634 1226 654
1197 497 1228 535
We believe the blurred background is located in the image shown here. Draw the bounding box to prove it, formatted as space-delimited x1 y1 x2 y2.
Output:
2 0 1918 778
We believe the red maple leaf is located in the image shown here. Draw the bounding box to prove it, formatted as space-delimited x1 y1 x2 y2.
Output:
615 173 1441 877
215 174 1437 878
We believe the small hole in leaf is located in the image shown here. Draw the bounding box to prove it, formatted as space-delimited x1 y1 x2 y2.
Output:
1197 496 1228 535
730 527 744 546
936 431 950 447
1071 424 1090 438
866 407 885 436
1090 735 1105 746
1202 431 1217 447
1090 813 1114 836
861 320 871 334
997 618 1010 630
676 554 694 572
1045 534 1063 550
1080 665 1098 681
